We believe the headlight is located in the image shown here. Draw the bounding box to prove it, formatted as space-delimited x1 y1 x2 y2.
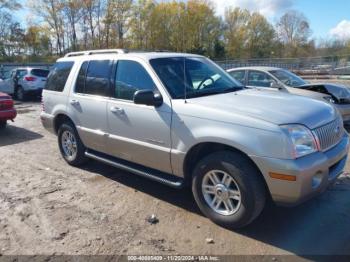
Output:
323 96 335 104
281 124 318 158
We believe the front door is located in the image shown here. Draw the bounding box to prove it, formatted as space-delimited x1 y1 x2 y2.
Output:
106 59 173 174
247 70 277 90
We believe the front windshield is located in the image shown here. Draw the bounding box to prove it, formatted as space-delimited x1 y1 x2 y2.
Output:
269 70 307 87
150 57 242 99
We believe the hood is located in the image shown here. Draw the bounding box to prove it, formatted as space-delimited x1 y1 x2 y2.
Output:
283 86 331 101
184 89 337 130
299 83 350 100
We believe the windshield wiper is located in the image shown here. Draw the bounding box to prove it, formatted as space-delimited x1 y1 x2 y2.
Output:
221 86 245 93
184 86 245 99
185 90 222 98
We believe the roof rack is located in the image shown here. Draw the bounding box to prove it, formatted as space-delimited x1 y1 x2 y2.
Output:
64 49 128 57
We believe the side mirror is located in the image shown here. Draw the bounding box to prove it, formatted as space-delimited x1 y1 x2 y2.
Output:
133 90 163 107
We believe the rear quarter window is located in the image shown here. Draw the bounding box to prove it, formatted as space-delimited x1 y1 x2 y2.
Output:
45 61 74 92
17 70 28 78
31 69 49 77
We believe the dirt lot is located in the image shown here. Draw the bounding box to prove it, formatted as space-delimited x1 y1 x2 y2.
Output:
0 101 350 257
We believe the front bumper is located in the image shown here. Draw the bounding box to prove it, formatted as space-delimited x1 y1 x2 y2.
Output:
251 133 349 206
0 109 17 121
335 104 350 123
40 111 55 134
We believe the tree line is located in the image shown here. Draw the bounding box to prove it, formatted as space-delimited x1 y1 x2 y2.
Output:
0 0 349 62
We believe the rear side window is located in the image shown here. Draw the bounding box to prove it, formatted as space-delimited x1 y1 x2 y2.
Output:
115 60 156 100
17 70 28 78
31 69 49 77
75 61 88 94
76 60 111 97
229 70 245 84
45 61 74 92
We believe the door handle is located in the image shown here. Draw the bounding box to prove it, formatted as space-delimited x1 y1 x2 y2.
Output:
110 106 124 114
70 99 79 106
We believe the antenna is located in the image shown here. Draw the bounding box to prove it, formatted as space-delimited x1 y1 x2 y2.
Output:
183 57 187 103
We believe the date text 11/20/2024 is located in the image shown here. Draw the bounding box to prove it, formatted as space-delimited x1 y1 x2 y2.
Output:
127 256 220 261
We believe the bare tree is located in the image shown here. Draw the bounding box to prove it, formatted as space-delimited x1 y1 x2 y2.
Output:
276 10 311 57
82 0 103 48
62 0 83 51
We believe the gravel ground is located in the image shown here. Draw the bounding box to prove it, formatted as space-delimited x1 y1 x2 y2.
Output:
0 101 350 257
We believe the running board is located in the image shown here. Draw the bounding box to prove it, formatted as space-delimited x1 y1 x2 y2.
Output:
85 150 184 188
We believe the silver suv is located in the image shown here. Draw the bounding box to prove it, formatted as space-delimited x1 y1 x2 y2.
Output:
41 50 349 228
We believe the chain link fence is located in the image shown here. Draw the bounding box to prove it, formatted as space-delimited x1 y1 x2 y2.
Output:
1 55 350 79
215 55 350 78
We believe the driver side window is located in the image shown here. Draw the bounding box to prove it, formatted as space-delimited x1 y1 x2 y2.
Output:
115 60 156 101
248 71 275 88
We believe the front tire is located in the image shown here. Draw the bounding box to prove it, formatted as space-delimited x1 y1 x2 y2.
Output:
58 122 88 166
192 151 266 229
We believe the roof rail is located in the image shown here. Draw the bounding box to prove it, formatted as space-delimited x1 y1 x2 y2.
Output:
64 49 127 57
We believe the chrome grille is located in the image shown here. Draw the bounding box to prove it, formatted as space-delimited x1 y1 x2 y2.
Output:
313 117 344 151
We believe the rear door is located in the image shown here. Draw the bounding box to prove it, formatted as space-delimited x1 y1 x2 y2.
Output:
15 69 28 87
67 59 112 153
30 69 50 89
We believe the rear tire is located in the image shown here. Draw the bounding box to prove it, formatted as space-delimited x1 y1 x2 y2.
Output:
0 121 7 129
58 122 88 166
192 151 266 229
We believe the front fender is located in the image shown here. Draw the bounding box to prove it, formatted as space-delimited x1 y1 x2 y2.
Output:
170 115 289 177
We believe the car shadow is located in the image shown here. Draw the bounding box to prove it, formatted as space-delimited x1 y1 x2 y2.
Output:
0 125 43 146
237 180 350 255
81 160 350 256
81 160 201 215
13 97 42 105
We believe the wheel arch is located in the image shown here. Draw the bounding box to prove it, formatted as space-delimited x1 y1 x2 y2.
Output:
54 113 75 134
182 142 270 195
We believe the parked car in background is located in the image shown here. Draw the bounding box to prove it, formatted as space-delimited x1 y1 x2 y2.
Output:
1 68 50 100
227 67 350 124
0 71 14 95
41 50 349 228
0 92 16 128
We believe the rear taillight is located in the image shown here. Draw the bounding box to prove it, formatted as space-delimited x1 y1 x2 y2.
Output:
24 76 36 81
0 99 14 110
